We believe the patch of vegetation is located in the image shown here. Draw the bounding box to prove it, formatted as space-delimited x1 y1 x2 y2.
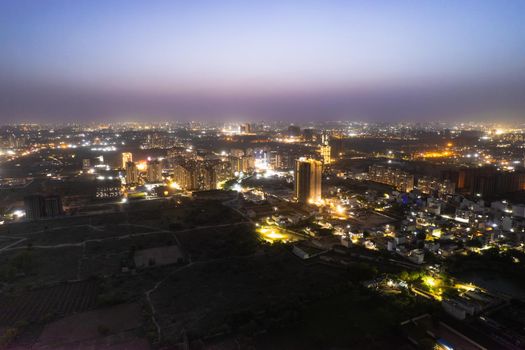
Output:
152 248 349 344
166 200 243 229
346 262 378 283
446 247 525 287
0 249 35 282
262 287 436 349
176 224 258 261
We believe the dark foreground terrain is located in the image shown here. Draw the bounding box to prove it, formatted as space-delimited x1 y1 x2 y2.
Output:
0 198 431 349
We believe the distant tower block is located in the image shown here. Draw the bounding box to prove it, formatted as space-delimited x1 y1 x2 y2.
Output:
147 159 163 183
125 161 139 185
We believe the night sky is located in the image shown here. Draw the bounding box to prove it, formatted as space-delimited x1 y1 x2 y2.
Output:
1 0 525 123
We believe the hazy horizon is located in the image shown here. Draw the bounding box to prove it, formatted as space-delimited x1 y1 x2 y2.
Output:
1 0 525 123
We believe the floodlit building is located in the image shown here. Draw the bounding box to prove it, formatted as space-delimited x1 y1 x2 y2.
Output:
319 131 332 164
294 158 322 204
319 144 331 164
121 152 133 169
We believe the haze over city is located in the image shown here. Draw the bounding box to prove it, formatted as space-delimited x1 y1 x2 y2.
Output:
2 2 525 350
1 0 525 123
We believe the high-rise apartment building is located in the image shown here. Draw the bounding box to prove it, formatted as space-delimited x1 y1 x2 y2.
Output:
269 151 282 170
125 161 139 185
319 145 331 164
319 132 331 164
44 196 63 217
24 195 45 220
230 155 255 174
173 162 200 190
24 195 63 221
417 176 455 196
457 167 525 197
121 152 133 169
147 159 163 183
294 158 322 204
369 165 414 193
172 159 230 191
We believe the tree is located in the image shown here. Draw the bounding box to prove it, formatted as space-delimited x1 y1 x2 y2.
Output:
347 263 377 282
465 239 482 248
400 270 410 281
415 231 426 241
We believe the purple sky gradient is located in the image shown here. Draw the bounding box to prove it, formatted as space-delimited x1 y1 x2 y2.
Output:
1 0 525 123
2 76 524 123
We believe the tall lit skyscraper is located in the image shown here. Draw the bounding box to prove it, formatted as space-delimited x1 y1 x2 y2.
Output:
319 145 331 164
294 158 322 204
122 152 133 169
318 132 331 164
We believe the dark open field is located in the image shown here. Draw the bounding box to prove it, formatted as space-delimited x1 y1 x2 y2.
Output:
35 302 146 349
0 199 431 349
0 279 98 327
151 249 349 343
175 223 257 261
0 246 83 287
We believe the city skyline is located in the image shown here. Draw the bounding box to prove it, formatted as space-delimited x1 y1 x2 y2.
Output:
1 0 525 123
1 120 525 349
